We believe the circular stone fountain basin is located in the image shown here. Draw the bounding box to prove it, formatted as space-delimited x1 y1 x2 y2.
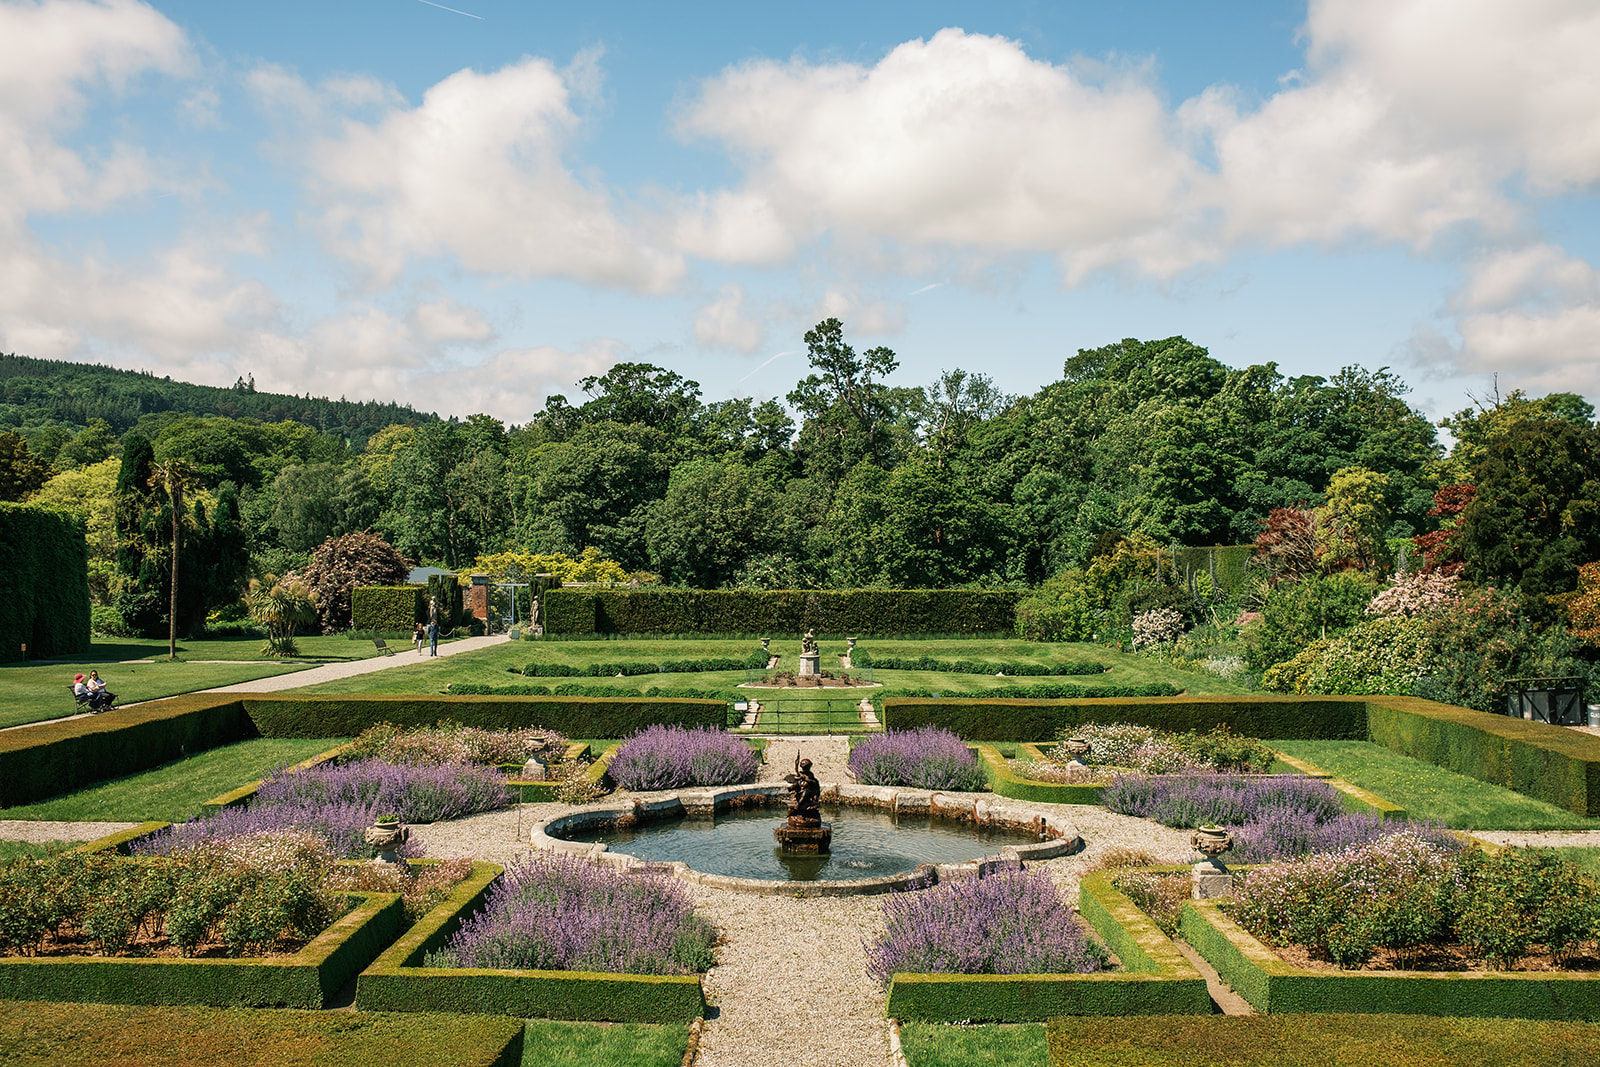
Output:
531 783 1083 896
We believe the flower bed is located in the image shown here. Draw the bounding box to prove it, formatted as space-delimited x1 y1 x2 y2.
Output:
849 726 987 791
138 759 511 860
356 858 706 1022
1051 721 1277 775
0 834 405 1008
883 869 1210 1022
342 720 569 768
606 724 758 791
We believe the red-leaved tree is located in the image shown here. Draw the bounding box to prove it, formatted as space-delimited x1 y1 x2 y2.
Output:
300 531 410 633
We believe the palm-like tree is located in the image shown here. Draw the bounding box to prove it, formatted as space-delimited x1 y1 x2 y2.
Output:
147 458 199 661
248 574 318 657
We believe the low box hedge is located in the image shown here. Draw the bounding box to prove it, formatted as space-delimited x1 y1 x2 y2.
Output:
0 891 405 1009
1265 747 1406 819
852 650 1106 675
241 695 726 739
883 695 1370 743
974 744 1104 805
1367 695 1600 816
1180 897 1600 1019
199 741 355 814
0 693 255 808
356 861 705 1022
884 870 1209 1022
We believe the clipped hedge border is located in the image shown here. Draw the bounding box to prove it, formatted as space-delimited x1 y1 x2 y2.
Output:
1366 695 1600 816
521 652 767 677
1181 897 1600 1019
0 502 91 664
883 695 1370 743
0 692 253 808
852 651 1106 675
355 860 705 1022
975 744 1104 805
241 695 726 739
883 870 1209 1021
545 588 1024 636
351 585 428 632
0 891 405 1009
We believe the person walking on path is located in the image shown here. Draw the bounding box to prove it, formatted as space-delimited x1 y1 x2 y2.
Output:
427 619 439 656
412 623 425 653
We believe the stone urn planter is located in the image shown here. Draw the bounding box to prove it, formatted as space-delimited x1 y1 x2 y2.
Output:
1063 737 1092 766
1190 824 1233 899
365 816 410 867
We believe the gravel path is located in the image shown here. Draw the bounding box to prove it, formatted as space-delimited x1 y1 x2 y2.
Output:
203 634 512 693
0 820 140 843
1469 829 1600 848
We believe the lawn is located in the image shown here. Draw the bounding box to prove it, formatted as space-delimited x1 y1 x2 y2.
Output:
901 1022 1046 1067
0 657 314 730
1268 740 1600 831
285 637 1251 698
1558 847 1600 880
0 1000 687 1067
0 737 341 822
0 840 71 861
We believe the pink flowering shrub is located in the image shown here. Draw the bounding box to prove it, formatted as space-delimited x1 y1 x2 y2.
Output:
345 720 568 767
1365 571 1462 618
1131 607 1185 649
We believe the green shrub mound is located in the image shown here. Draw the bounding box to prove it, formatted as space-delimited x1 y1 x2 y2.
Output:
544 588 1023 636
0 502 91 663
884 696 1368 742
350 586 427 632
852 649 1105 675
446 683 731 701
521 650 767 676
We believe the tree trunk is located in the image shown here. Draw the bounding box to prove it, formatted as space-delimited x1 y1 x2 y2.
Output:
169 486 181 660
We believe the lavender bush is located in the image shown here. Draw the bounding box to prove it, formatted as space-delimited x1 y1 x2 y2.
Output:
135 798 421 860
1102 772 1345 828
863 869 1108 985
607 725 759 791
1229 808 1463 863
849 726 987 791
426 852 716 974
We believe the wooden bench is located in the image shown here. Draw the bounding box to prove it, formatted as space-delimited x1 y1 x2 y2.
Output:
374 638 395 656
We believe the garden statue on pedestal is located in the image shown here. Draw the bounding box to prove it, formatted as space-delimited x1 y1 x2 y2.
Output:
798 628 821 677
1191 825 1233 899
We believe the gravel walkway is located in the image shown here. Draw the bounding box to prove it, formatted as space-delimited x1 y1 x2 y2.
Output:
0 820 140 843
203 634 511 693
1469 830 1600 848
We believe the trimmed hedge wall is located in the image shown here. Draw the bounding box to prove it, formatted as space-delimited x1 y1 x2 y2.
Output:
0 693 254 808
882 695 1370 742
1367 695 1600 816
351 585 427 632
0 891 405 1009
448 683 731 700
0 502 91 664
356 861 705 1022
543 588 1024 636
883 870 1209 1022
241 695 727 739
894 683 1180 699
1181 898 1600 1019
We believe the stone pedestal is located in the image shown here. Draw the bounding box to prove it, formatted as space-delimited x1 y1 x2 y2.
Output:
798 652 821 677
774 820 832 854
1192 859 1233 899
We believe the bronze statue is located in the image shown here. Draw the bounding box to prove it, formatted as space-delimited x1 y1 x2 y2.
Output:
784 754 822 826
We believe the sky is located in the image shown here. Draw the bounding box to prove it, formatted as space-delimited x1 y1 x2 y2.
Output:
4 0 1600 426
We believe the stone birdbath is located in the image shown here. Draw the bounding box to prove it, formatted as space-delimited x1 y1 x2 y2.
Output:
1190 824 1233 899
365 815 410 867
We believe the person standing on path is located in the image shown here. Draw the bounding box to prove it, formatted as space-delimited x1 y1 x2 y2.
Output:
428 619 439 656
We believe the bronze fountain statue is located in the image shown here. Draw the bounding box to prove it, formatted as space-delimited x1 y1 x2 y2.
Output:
774 752 831 854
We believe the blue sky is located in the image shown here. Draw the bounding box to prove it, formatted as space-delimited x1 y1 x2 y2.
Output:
5 0 1599 426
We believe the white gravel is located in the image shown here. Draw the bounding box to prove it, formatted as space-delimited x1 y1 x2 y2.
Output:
0 820 140 844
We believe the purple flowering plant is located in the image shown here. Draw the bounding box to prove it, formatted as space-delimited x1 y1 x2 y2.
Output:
864 869 1108 985
848 726 987 791
426 852 716 975
607 725 759 791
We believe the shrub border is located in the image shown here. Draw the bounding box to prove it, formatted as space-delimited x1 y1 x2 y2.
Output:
882 870 1210 1021
974 744 1104 804
1180 897 1600 1019
354 860 706 1022
0 890 405 1009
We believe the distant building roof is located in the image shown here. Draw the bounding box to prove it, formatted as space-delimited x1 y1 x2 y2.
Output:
407 566 455 584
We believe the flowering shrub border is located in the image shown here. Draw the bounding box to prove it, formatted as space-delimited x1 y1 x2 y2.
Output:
0 887 404 1009
883 870 1210 1022
355 861 705 1022
1181 895 1600 1019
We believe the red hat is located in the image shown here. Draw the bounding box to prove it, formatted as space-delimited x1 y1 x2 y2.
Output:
74 674 85 682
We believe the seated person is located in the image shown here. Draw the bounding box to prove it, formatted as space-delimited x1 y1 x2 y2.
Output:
72 673 91 706
85 670 115 710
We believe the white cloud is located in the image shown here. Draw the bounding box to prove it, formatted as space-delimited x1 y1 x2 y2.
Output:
693 283 764 353
255 57 682 292
1414 245 1600 396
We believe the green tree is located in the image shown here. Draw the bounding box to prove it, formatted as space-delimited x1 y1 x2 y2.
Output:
54 418 118 469
0 431 52 501
647 458 781 587
787 318 905 482
248 573 318 656
31 458 120 603
147 458 200 660
1318 466 1393 571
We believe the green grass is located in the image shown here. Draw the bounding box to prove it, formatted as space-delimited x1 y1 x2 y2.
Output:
0 1000 529 1067
81 634 391 663
0 840 72 861
0 737 341 822
517 1021 688 1067
1269 740 1600 830
1558 847 1600 880
901 1022 1046 1067
285 637 1250 698
1043 1014 1600 1066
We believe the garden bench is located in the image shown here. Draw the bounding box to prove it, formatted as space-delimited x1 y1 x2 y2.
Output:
373 638 395 656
